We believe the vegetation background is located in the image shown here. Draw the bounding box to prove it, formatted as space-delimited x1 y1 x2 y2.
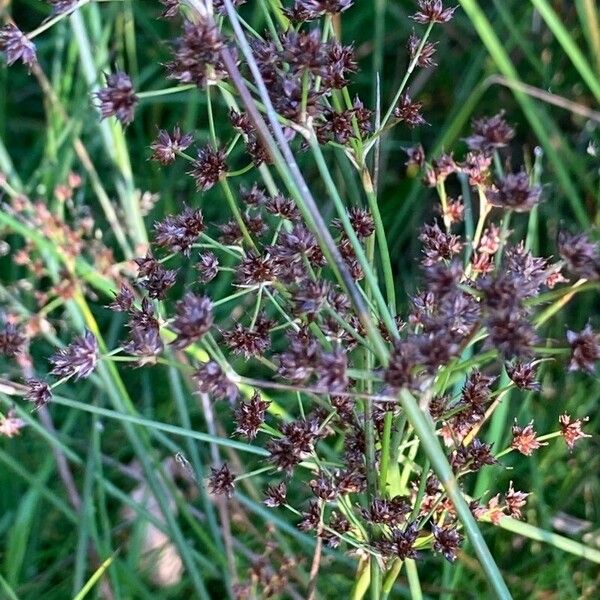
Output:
0 1 599 599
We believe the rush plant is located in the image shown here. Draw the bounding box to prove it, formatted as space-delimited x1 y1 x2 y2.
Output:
0 1 598 599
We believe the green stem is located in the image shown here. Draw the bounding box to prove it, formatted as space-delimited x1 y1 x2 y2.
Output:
220 177 257 251
137 84 196 99
27 0 90 39
369 22 435 146
307 134 396 340
362 168 397 317
398 389 512 600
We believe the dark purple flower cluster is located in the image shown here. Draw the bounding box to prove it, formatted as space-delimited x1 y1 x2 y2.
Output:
150 126 194 165
0 24 37 70
154 206 205 255
49 330 99 380
95 72 138 126
167 20 228 88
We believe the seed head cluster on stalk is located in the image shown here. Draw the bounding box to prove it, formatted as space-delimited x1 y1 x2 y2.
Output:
0 1 596 598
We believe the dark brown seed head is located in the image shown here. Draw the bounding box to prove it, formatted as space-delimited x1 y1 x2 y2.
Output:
408 33 438 67
385 339 418 390
208 463 235 497
150 126 193 165
50 330 98 380
155 206 204 255
25 379 52 410
0 323 26 358
567 324 600 374
170 293 213 350
412 0 457 24
485 309 537 359
95 72 138 126
107 283 134 312
315 347 348 393
237 252 276 285
286 0 353 21
197 252 219 283
222 314 273 358
134 254 177 300
124 298 163 360
240 184 267 207
466 111 515 153
323 511 350 548
190 145 227 191
309 472 338 501
0 24 37 70
419 223 462 266
362 496 411 526
234 392 270 439
558 231 600 280
487 171 541 212
194 361 238 403
265 194 301 221
264 481 287 507
431 523 462 562
332 207 375 240
506 360 540 390
393 94 426 128
297 500 321 531
154 206 204 255
166 20 227 88
373 522 420 560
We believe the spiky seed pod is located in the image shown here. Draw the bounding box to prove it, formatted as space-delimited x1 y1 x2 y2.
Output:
150 126 193 165
558 231 600 280
411 0 457 24
393 95 426 127
107 284 134 312
431 523 462 562
0 24 37 70
487 171 542 212
234 392 270 439
0 323 26 358
264 481 287 507
25 379 52 410
566 324 600 374
408 33 438 67
154 206 205 255
166 20 227 88
95 72 138 126
190 145 227 191
194 361 238 402
197 252 219 283
170 293 213 350
208 463 235 497
506 361 540 390
50 330 98 380
466 111 515 153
